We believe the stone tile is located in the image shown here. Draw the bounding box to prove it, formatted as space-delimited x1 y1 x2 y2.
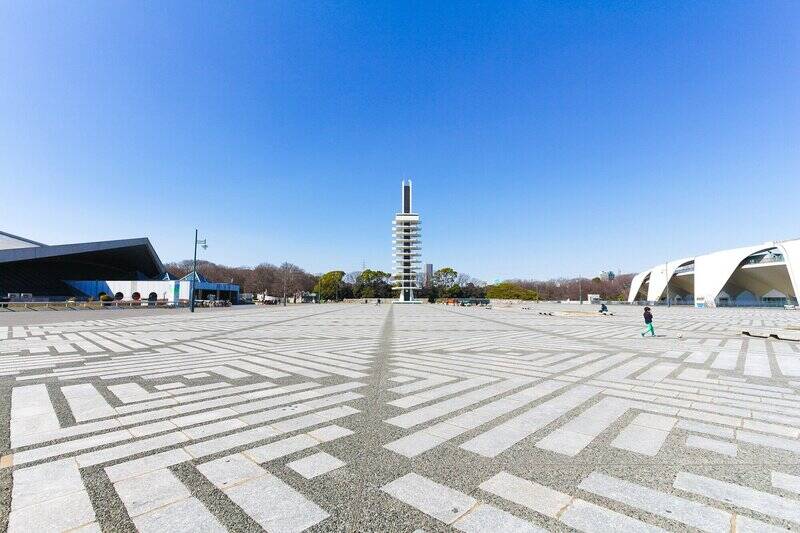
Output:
674 472 800 524
560 498 667 533
685 435 737 457
771 471 800 495
7 490 96 533
114 468 191 517
197 453 264 489
244 434 319 463
479 471 570 518
382 473 476 524
453 503 546 533
11 458 84 510
223 472 329 531
610 423 670 456
105 448 192 483
286 451 345 479
154 382 185 391
578 471 731 531
133 497 226 533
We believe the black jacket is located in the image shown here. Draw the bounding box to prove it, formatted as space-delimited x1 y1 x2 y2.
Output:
644 311 653 324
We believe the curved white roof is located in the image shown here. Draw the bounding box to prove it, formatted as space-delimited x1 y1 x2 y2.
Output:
628 238 800 307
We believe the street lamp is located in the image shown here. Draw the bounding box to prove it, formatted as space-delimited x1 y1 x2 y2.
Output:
190 229 208 313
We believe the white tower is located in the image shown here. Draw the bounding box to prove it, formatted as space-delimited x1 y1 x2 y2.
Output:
392 180 421 303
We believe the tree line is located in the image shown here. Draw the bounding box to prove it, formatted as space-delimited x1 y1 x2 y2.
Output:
166 260 633 302
164 260 317 298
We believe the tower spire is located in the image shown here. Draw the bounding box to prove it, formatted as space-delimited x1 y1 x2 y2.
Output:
393 179 421 303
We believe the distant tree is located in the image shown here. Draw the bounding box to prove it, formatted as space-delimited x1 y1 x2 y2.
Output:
277 262 303 302
343 271 360 285
433 267 458 288
315 271 345 301
486 282 538 300
455 273 472 287
355 269 392 298
462 282 486 298
248 262 279 294
165 259 632 303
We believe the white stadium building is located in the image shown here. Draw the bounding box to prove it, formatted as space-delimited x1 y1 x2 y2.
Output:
628 238 800 307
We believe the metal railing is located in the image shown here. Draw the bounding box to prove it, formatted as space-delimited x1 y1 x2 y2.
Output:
0 299 231 312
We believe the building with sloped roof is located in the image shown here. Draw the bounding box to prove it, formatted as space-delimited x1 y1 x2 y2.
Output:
628 238 800 307
0 231 238 303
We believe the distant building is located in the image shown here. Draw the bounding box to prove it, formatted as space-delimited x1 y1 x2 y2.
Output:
0 230 239 303
599 270 616 281
68 271 239 304
629 238 800 307
424 263 433 287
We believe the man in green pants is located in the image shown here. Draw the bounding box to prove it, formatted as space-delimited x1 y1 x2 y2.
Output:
641 306 655 336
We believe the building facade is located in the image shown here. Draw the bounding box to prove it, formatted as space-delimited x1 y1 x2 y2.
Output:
628 238 800 307
392 181 421 303
0 230 239 303
423 263 433 287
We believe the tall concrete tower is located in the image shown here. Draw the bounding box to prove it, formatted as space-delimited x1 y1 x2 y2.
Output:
392 180 421 303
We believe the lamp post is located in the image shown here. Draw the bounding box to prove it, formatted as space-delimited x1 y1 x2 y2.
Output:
190 229 207 313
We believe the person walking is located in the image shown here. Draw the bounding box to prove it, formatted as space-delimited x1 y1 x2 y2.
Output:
641 306 655 337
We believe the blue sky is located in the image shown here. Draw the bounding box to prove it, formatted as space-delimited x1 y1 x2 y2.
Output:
2 2 798 281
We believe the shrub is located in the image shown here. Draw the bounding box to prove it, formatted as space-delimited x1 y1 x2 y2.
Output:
485 282 538 300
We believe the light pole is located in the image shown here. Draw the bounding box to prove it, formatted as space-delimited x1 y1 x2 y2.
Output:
190 229 207 313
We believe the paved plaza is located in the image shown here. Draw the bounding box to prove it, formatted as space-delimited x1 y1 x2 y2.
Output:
1 303 800 532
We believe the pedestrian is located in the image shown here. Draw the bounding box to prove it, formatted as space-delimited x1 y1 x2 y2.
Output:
641 306 655 337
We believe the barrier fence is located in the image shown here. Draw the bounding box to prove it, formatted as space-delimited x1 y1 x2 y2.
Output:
0 299 232 312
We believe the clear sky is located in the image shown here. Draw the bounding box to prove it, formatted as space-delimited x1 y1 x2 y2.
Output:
2 2 798 281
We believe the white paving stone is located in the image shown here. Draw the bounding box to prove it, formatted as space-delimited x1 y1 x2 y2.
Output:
133 497 226 533
610 419 671 456
11 458 85 511
196 453 265 489
7 489 96 533
480 471 570 518
453 503 546 533
685 435 738 457
577 471 731 532
105 448 192 482
114 468 191 517
286 450 345 479
222 470 330 531
4 303 800 531
674 472 800 525
382 472 477 524
771 471 800 495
